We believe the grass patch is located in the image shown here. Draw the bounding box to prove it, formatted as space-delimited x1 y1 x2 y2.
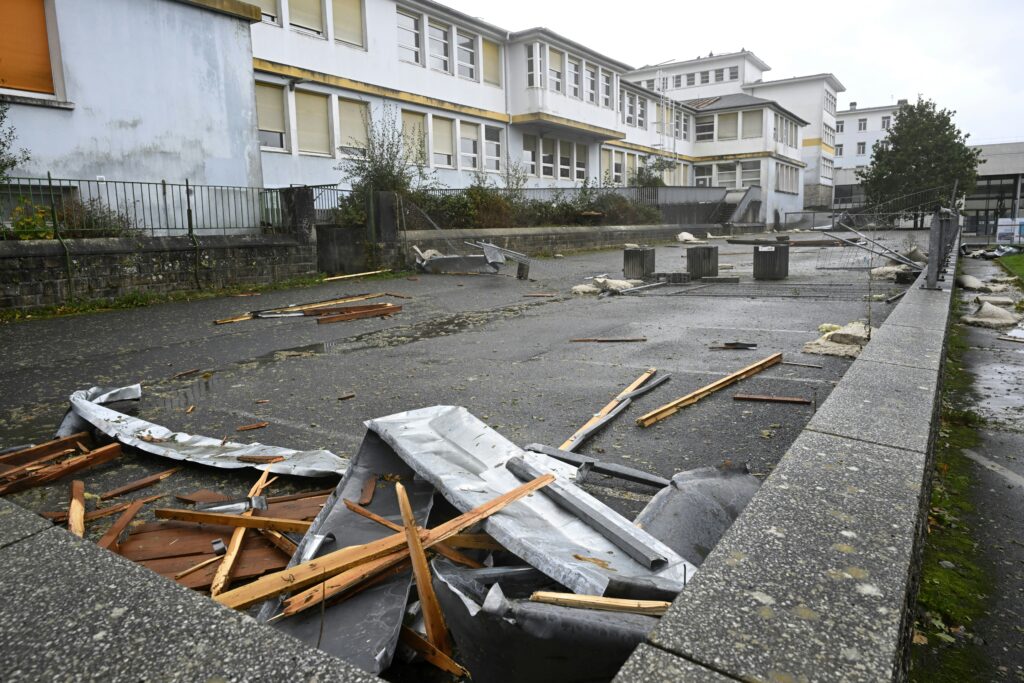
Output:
0 270 406 324
910 301 992 681
996 253 1024 283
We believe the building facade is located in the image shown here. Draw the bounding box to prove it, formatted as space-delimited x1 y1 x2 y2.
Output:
627 51 842 209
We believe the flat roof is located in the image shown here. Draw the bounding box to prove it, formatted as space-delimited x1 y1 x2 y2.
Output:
837 103 904 115
746 72 845 93
682 93 809 126
632 50 772 74
509 27 634 72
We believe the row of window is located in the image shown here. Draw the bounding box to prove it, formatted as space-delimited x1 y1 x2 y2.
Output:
643 66 740 91
397 7 502 86
776 163 799 193
822 123 835 147
772 113 799 147
523 136 588 180
400 111 503 171
255 0 365 48
525 42 615 109
256 82 369 156
693 161 761 189
835 115 891 134
820 156 834 181
835 142 870 156
693 110 764 142
824 91 836 115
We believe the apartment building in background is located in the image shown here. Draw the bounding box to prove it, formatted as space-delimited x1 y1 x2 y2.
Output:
627 51 843 209
831 100 903 208
2 0 813 222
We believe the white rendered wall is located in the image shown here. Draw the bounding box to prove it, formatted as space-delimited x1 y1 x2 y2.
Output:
8 0 262 186
835 107 896 169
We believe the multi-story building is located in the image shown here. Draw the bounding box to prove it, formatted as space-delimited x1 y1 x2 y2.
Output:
627 51 843 209
3 0 811 223
831 99 904 208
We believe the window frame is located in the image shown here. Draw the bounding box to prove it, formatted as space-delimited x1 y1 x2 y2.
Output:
568 56 582 99
522 134 537 175
484 125 502 172
686 73 695 86
857 141 866 155
548 47 564 94
397 9 422 65
431 115 454 167
584 64 597 103
427 19 451 73
600 72 613 108
575 143 587 181
290 0 325 36
455 29 477 80
695 114 714 142
255 81 288 152
337 97 369 157
857 118 867 131
294 89 332 156
332 0 365 48
835 120 844 133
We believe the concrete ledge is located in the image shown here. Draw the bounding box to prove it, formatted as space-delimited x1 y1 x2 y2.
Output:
620 256 958 682
0 234 303 258
0 511 376 682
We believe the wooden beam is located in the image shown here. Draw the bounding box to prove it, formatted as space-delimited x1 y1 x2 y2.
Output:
98 467 180 500
560 368 657 450
399 626 470 678
210 469 272 596
97 499 148 551
257 529 299 557
42 493 165 523
0 432 91 465
0 444 121 495
636 353 783 427
358 475 377 505
68 480 86 538
215 474 554 611
153 508 311 534
317 305 402 325
732 394 811 405
302 303 399 316
174 554 224 580
322 269 391 282
396 482 452 655
529 591 671 616
0 449 75 481
569 337 648 343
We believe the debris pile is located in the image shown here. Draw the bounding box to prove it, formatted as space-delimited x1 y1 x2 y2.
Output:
214 292 404 326
961 301 1021 329
413 241 531 279
803 321 873 358
956 274 1010 293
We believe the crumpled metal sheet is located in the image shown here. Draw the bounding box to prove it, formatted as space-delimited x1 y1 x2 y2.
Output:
56 385 143 438
68 386 347 478
365 405 696 596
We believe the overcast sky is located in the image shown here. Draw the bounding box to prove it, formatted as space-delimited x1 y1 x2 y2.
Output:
442 0 1023 145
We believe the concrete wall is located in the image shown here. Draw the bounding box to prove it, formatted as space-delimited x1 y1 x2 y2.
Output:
617 257 958 682
6 0 262 186
0 235 317 310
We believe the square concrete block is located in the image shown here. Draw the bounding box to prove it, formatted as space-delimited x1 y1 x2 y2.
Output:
615 644 735 682
648 430 928 683
806 358 938 453
0 499 51 549
857 322 945 372
0 528 376 682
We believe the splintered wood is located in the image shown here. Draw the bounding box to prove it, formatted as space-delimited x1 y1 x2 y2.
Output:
560 368 657 450
0 436 117 495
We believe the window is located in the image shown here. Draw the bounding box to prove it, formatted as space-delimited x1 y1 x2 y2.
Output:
881 115 890 130
333 0 364 46
397 10 421 64
291 0 324 34
584 65 597 103
729 66 738 80
482 39 501 86
682 112 690 140
673 109 683 139
835 143 843 157
824 91 836 114
568 57 581 98
661 77 669 91
776 163 798 193
623 91 636 126
254 0 279 23
601 72 613 108
717 163 737 187
401 110 427 163
637 98 647 129
484 126 501 171
541 138 555 178
715 68 724 82
337 98 368 155
694 166 712 187
428 21 450 72
432 116 454 166
456 30 476 79
673 74 682 88
295 91 330 154
559 140 572 179
625 154 636 185
686 73 695 86
526 44 539 87
612 151 624 184
821 157 834 180
740 161 760 186
548 49 564 93
460 122 479 169
600 149 611 183
522 134 537 175
857 141 866 155
700 71 709 84
255 83 286 149
835 120 844 133
695 115 714 141
645 79 655 90
717 112 737 141
823 123 835 146
575 144 587 180
742 110 763 138
857 118 867 131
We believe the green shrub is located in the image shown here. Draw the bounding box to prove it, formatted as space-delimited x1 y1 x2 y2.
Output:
8 196 52 240
57 197 135 237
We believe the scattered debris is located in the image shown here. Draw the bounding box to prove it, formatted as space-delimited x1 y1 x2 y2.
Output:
0 436 119 496
636 354 783 427
957 274 1009 293
214 293 389 325
570 337 647 343
708 341 757 350
871 264 912 280
525 443 670 489
171 368 201 380
68 480 86 537
781 361 824 369
316 303 402 324
961 301 1021 328
803 321 873 358
592 277 644 294
337 392 356 401
733 394 812 405
975 295 1015 307
571 284 601 296
323 269 392 282
236 422 270 432
560 369 668 452
529 591 671 616
99 467 180 500
676 231 705 244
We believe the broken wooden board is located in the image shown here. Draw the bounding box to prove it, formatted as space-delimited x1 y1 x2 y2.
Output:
560 369 657 451
636 353 783 427
529 591 671 616
733 394 812 405
99 467 180 500
322 269 391 282
97 499 148 551
317 304 403 325
0 444 121 495
153 508 312 534
68 481 86 537
397 482 452 655
0 432 93 467
141 544 289 590
210 469 272 596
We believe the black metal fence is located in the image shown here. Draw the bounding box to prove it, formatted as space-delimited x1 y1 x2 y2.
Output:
0 175 288 239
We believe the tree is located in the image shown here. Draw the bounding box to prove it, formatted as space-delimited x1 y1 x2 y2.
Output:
632 155 679 187
856 97 981 213
0 100 31 184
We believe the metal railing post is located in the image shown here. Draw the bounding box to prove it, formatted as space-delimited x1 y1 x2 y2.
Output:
923 210 943 290
47 171 75 300
186 179 201 289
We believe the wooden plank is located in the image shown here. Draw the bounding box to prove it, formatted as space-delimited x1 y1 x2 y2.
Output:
0 444 120 495
322 269 391 281
279 551 412 618
175 489 231 505
236 422 269 432
210 469 272 596
264 495 329 521
560 368 657 450
529 591 671 616
301 303 399 316
98 467 180 500
174 554 223 580
97 499 148 551
733 394 812 405
397 481 452 655
236 455 283 464
216 474 554 611
317 305 402 325
42 493 165 523
68 480 86 537
142 545 288 590
258 529 299 557
265 488 335 504
358 475 377 506
569 337 648 343
277 292 385 313
399 626 470 677
0 449 75 481
153 508 312 534
0 432 91 466
120 526 238 561
636 353 783 428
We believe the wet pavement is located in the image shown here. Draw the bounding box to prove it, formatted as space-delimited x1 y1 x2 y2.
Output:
957 257 1024 681
0 233 915 527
